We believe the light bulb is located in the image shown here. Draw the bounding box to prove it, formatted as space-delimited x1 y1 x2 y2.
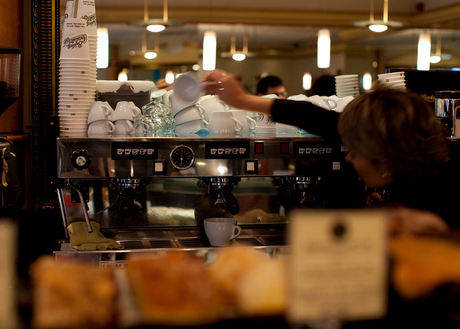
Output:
232 53 246 61
97 27 109 69
302 73 312 90
203 31 217 71
429 55 441 63
417 33 431 71
144 51 157 59
368 24 388 33
147 24 166 33
363 72 372 90
317 28 331 69
165 70 175 84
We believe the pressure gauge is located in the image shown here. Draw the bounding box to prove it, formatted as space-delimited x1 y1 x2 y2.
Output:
170 145 195 170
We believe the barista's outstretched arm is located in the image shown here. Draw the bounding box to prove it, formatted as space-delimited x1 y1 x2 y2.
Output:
203 69 274 114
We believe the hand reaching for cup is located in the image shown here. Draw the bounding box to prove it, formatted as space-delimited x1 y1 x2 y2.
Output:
203 69 274 115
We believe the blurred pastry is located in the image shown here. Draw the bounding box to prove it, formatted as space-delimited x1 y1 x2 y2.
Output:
126 252 227 325
209 247 287 317
29 256 117 329
391 235 460 299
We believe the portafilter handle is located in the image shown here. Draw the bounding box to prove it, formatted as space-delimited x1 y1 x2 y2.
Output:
220 188 240 215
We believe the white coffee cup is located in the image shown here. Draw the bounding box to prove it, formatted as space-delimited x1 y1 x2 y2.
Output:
175 119 208 135
198 95 231 121
309 95 335 110
87 120 115 136
174 104 205 125
254 112 276 128
113 119 134 135
204 217 242 246
320 97 338 110
335 96 354 112
287 94 308 101
88 101 113 123
112 101 141 121
230 110 256 134
207 111 243 136
60 18 90 60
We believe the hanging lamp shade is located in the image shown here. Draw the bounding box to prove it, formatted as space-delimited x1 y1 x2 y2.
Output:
97 27 109 69
417 33 431 71
203 30 217 71
317 28 330 69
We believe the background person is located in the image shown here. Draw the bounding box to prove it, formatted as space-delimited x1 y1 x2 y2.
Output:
256 75 287 99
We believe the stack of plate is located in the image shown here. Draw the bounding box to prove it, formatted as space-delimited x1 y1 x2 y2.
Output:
58 18 96 137
335 74 360 98
378 72 406 91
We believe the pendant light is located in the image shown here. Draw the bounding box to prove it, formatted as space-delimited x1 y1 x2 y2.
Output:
352 0 405 32
430 35 441 64
417 33 431 71
231 32 248 61
131 0 182 32
203 30 217 71
317 28 330 69
96 27 109 68
303 73 312 91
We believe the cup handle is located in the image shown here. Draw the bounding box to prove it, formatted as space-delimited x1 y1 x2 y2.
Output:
231 225 242 240
221 101 231 111
131 107 141 119
101 105 112 118
326 99 337 110
107 121 115 133
195 104 205 115
126 120 134 133
246 116 257 130
232 117 243 132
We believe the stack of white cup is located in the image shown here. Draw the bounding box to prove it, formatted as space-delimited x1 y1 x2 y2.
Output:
87 101 114 137
112 101 142 137
58 18 95 137
335 74 360 98
170 73 208 135
76 0 97 83
378 72 406 91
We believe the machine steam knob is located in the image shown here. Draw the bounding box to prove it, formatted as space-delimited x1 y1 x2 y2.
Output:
70 149 91 170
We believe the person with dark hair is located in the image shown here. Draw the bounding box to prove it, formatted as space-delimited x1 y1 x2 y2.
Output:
204 69 460 229
256 75 287 99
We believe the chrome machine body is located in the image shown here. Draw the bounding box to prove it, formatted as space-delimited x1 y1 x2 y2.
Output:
55 135 364 260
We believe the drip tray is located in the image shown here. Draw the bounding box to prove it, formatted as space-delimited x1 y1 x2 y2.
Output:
56 225 287 254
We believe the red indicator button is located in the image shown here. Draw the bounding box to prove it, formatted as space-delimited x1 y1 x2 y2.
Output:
255 142 264 154
280 142 289 154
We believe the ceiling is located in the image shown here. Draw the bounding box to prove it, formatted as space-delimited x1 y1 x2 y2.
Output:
60 0 460 68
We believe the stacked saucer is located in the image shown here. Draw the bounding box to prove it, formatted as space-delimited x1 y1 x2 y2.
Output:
335 74 360 98
378 72 406 91
58 18 95 137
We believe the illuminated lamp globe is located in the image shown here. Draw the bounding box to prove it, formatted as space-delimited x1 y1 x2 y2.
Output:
147 24 166 33
430 55 441 64
232 53 246 61
144 51 157 59
368 24 388 32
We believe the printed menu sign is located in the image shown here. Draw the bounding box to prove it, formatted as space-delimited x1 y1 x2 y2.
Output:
287 209 388 324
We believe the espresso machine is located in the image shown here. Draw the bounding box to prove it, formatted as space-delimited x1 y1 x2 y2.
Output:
55 135 365 262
